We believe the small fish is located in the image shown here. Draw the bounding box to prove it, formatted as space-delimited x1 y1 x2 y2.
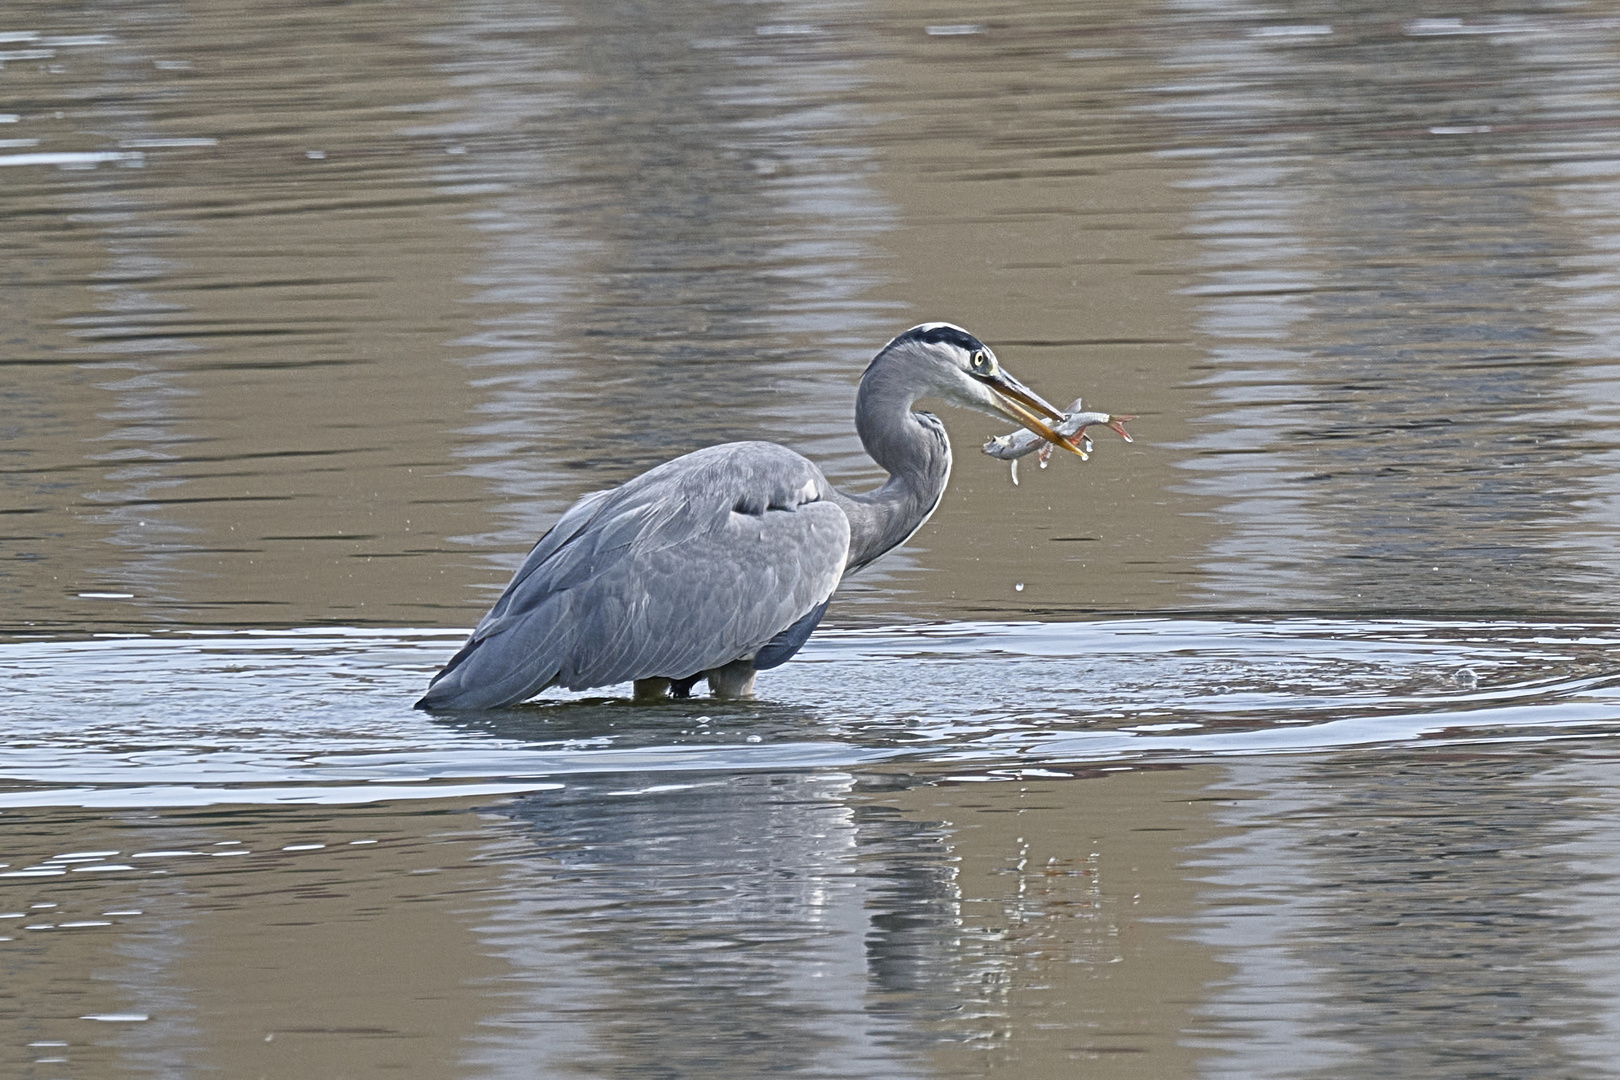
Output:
983 398 1134 485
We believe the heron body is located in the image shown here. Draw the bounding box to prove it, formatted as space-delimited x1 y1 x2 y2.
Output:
417 323 1082 710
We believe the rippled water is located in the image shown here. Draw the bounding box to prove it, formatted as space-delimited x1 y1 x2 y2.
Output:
7 622 1620 1077
9 0 1620 1076
5 619 1620 809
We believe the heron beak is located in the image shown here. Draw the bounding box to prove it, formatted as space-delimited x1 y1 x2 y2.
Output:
983 371 1090 458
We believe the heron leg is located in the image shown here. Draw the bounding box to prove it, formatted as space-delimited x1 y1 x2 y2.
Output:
633 678 672 702
706 659 757 699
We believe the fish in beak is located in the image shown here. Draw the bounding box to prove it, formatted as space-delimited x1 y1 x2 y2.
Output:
978 369 1093 459
983 397 1136 484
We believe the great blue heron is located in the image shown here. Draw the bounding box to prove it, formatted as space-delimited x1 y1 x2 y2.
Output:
416 323 1087 710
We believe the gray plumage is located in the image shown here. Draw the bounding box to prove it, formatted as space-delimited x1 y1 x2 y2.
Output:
417 323 1080 709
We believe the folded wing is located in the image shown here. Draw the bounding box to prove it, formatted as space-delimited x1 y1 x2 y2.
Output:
417 442 851 709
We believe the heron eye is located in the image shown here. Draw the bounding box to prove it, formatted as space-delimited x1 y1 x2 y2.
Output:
970 349 997 377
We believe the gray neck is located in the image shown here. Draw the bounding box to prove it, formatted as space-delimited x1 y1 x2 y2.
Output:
830 352 953 573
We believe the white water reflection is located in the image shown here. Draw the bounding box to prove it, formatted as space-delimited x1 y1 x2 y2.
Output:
5 9 204 620
1185 778 1360 1079
1543 33 1620 592
426 0 901 580
1546 757 1620 1071
1189 756 1620 1079
1165 3 1620 611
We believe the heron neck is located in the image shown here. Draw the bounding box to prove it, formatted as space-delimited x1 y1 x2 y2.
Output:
837 364 953 573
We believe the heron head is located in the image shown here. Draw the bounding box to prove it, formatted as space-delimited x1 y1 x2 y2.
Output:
877 323 1089 458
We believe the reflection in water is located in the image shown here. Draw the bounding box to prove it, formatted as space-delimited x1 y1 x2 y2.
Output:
10 0 1620 1076
468 773 952 1077
3 13 203 619
4 0 491 629
9 0 1620 625
1191 755 1620 1080
1166 5 1620 611
427 0 900 575
8 646 1620 1080
67 185 201 613
1547 757 1620 1073
16 754 1620 1080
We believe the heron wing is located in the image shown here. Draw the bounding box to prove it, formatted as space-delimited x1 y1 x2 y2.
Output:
418 442 850 708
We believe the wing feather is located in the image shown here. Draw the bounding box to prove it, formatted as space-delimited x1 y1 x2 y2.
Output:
418 442 850 709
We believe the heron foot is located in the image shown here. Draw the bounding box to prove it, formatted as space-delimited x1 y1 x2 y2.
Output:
633 675 706 701
632 678 672 702
706 659 757 699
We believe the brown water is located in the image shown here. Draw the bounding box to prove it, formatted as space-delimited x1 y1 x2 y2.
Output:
8 0 1620 1076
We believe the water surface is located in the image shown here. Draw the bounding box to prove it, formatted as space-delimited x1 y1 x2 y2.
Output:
7 0 1620 1076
